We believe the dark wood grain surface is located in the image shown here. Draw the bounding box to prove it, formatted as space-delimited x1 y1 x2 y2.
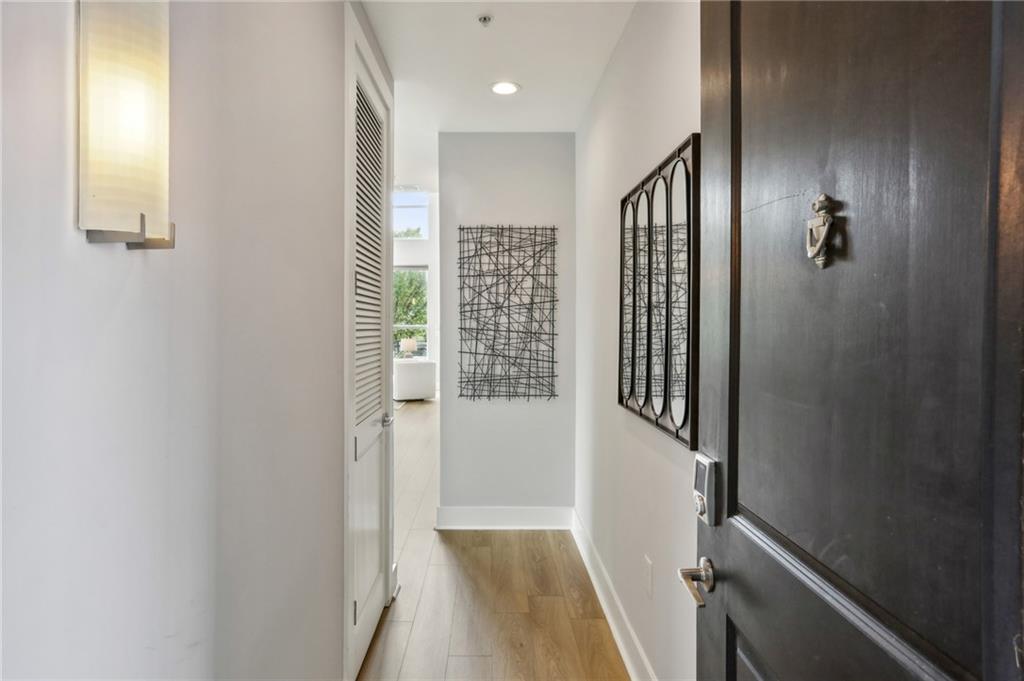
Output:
698 3 1019 680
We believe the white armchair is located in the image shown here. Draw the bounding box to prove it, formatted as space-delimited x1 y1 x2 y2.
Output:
393 358 436 401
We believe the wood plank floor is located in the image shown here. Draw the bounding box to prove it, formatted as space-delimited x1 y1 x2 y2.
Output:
358 400 628 681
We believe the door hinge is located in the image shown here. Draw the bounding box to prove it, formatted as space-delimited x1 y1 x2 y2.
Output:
354 436 358 463
1014 633 1023 670
353 599 358 625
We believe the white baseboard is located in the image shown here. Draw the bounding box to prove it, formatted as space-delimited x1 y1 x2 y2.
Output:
435 505 573 529
572 510 658 681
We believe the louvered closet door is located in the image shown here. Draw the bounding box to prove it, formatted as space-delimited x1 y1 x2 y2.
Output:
354 84 385 426
350 78 391 667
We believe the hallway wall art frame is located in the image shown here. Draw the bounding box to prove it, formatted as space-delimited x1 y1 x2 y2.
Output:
458 224 558 401
618 135 700 448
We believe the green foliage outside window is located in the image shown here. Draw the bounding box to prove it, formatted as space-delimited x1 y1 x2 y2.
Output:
394 226 424 239
394 269 428 356
394 269 427 325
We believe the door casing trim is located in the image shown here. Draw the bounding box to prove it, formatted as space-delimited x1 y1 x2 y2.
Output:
342 4 395 680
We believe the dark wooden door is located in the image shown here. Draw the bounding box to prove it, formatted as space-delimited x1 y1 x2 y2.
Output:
696 3 1023 680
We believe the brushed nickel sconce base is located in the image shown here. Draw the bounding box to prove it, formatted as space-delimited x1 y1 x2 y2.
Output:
85 213 176 250
127 221 175 250
85 213 146 244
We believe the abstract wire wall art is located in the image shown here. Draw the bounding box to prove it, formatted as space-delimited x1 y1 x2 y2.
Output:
618 135 700 448
458 225 558 400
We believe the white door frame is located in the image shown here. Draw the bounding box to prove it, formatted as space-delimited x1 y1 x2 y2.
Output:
0 4 5 669
342 5 395 680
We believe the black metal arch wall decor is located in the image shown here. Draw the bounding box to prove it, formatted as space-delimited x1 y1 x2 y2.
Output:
618 135 700 448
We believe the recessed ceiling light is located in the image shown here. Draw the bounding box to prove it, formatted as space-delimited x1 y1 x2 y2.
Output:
491 81 520 95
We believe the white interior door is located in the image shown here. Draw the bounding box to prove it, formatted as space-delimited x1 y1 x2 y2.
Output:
344 12 395 678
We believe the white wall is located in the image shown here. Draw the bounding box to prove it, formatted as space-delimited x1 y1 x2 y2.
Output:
2 3 217 676
438 132 575 520
574 3 701 680
1 2 6 669
208 3 350 678
2 3 359 678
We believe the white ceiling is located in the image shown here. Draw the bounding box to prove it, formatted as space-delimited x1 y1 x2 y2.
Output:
364 2 636 191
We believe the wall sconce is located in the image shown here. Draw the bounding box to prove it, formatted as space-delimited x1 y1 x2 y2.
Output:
79 1 175 249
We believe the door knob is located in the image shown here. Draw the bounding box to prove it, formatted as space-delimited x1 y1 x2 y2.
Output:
678 556 715 608
382 414 395 427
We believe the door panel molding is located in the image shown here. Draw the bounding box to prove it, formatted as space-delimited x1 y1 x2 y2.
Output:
984 3 1024 677
728 618 779 681
733 513 965 681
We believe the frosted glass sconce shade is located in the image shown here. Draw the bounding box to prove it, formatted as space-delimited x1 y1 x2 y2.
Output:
79 1 170 240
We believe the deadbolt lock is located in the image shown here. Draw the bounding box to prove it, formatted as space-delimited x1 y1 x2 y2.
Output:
693 453 717 526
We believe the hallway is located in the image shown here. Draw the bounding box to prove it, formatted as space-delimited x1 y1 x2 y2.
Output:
393 400 441 556
3 2 1020 678
359 400 628 680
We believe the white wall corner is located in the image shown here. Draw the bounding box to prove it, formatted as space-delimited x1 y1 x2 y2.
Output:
436 506 573 530
572 510 659 681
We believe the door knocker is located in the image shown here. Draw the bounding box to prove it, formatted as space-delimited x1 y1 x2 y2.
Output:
806 193 834 269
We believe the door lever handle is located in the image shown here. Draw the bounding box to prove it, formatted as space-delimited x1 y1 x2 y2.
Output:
678 557 715 608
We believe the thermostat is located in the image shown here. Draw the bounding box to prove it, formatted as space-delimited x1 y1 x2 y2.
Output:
693 453 717 526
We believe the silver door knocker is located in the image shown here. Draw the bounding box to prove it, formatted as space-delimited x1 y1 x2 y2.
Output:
806 193 834 269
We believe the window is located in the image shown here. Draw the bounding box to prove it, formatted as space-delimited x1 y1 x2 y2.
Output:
394 267 428 357
393 191 429 240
